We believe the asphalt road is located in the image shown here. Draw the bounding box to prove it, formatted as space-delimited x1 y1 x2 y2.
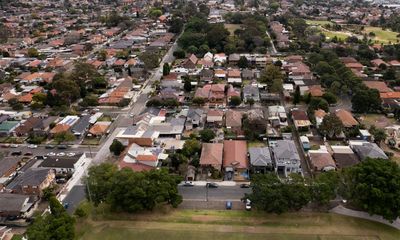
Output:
62 185 86 214
178 186 251 202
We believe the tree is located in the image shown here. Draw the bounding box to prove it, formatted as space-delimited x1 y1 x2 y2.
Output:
140 51 160 70
80 95 98 107
293 86 301 105
351 89 381 113
149 8 162 19
192 97 206 106
26 196 75 240
109 139 125 156
97 50 107 61
315 61 335 76
182 139 201 157
199 129 216 142
247 98 255 107
322 92 337 104
308 97 329 113
237 56 248 68
170 153 188 170
311 171 339 205
259 64 284 93
173 49 186 59
85 163 118 206
169 16 184 33
54 132 75 144
107 168 182 212
369 125 387 145
247 173 311 214
27 48 39 58
184 77 192 92
163 63 170 76
229 96 242 107
343 158 400 222
319 114 344 139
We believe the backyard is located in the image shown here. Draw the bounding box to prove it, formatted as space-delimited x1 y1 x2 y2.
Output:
224 24 242 36
77 209 400 240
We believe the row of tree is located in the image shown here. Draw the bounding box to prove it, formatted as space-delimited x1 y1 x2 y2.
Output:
247 158 400 222
85 164 183 212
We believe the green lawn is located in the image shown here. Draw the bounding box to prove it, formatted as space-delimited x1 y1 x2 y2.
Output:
306 20 333 26
78 209 400 240
364 26 400 44
322 29 350 40
224 24 242 36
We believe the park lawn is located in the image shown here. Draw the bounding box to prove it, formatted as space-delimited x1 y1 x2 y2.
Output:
78 209 400 240
224 24 242 36
364 26 400 44
322 29 350 40
306 19 333 26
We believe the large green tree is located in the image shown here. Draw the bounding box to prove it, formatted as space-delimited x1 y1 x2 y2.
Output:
343 158 400 222
319 114 344 139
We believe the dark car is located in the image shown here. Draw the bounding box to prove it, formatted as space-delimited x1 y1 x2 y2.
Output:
240 183 250 188
206 182 218 188
11 151 22 156
57 145 68 149
45 145 55 149
24 152 33 156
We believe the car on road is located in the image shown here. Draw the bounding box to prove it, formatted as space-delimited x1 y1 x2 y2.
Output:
240 183 250 188
183 181 194 187
10 144 19 148
45 145 55 149
226 201 232 210
47 152 56 156
24 152 33 156
57 152 65 157
245 199 251 211
11 151 22 156
28 144 38 149
206 182 218 188
67 152 76 157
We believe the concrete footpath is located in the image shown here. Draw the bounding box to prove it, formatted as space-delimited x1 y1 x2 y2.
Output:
330 205 400 230
179 181 249 186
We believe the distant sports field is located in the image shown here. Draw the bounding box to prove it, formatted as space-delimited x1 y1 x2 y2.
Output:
78 210 400 240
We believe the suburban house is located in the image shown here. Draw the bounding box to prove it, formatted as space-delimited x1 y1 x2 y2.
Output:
271 140 302 177
206 109 224 126
88 121 111 137
350 141 388 161
291 109 312 130
6 169 55 196
331 145 360 168
227 69 242 84
308 147 336 172
0 193 37 219
223 140 248 180
38 153 86 174
249 147 273 173
199 143 224 172
243 84 260 102
71 114 91 136
0 121 20 136
314 109 327 128
268 105 288 127
386 125 400 149
184 108 205 130
194 84 226 106
225 110 242 135
119 143 165 172
116 125 160 147
335 109 358 128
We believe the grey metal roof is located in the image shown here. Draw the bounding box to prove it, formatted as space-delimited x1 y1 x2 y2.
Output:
71 115 91 134
272 140 300 160
0 193 32 213
6 169 51 191
39 153 83 169
352 143 388 160
249 147 272 166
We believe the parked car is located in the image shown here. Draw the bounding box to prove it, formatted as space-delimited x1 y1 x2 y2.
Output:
1 144 10 148
24 152 33 156
47 152 56 156
183 181 194 187
45 145 55 149
226 201 232 210
245 199 251 211
206 182 218 188
240 183 250 188
11 151 22 156
10 144 19 148
28 144 38 149
57 152 65 157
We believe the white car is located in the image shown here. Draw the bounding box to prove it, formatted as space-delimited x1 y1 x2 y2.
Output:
57 152 66 157
28 144 38 149
47 152 56 156
10 144 19 148
245 199 251 211
67 152 76 157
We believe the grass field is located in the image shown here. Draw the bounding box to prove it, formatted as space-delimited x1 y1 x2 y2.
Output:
78 209 400 240
224 24 242 36
306 20 333 26
363 26 400 44
322 30 350 40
